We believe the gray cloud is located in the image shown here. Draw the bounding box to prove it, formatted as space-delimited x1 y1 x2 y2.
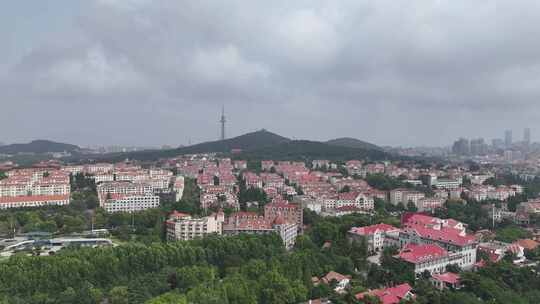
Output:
2 0 540 147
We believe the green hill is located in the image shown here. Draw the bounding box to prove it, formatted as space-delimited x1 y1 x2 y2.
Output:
176 129 290 154
0 140 80 155
235 140 391 161
79 130 394 163
88 130 290 162
326 137 382 151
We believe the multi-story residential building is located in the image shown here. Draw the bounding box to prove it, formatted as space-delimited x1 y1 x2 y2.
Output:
334 192 375 211
86 163 114 174
391 189 426 206
244 172 263 188
91 173 115 183
100 193 160 213
389 188 407 205
416 197 445 212
312 160 330 169
97 181 153 196
222 212 298 249
468 185 516 202
260 173 285 188
402 191 425 206
166 211 224 241
0 169 71 209
357 193 375 210
396 244 461 277
199 188 239 211
428 175 462 190
399 213 477 270
173 176 185 201
470 174 494 185
264 199 303 233
348 223 400 253
515 200 540 224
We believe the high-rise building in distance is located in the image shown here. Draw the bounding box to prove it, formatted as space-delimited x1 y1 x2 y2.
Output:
504 130 512 148
452 138 470 156
524 128 531 146
492 139 504 149
470 138 487 155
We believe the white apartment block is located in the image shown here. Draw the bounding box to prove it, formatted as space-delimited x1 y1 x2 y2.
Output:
417 197 445 212
101 194 160 213
402 191 425 206
389 188 406 205
0 169 71 209
97 181 153 197
166 212 224 241
174 176 185 201
91 174 115 183
349 223 400 253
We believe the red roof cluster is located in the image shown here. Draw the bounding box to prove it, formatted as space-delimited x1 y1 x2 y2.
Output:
432 272 460 284
349 223 399 236
356 283 414 304
338 192 359 201
0 194 69 204
401 213 475 247
397 243 448 264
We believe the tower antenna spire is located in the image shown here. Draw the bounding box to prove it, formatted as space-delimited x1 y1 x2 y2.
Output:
220 106 226 141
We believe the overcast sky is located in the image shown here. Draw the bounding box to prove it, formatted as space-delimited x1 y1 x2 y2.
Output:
2 0 540 147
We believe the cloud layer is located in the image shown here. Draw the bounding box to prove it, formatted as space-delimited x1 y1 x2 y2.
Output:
2 0 540 147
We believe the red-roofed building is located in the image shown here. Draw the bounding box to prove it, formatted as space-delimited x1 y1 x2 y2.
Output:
400 213 478 270
349 223 400 253
396 244 462 277
478 241 526 264
431 272 461 290
0 194 70 209
223 211 298 249
356 283 415 304
244 172 263 188
264 200 303 233
321 271 351 293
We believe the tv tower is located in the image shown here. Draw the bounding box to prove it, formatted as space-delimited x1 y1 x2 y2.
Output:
220 106 226 141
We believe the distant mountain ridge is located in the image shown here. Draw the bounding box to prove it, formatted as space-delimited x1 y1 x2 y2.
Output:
0 140 80 154
92 130 393 162
326 137 382 151
176 129 290 154
90 130 291 162
237 140 389 161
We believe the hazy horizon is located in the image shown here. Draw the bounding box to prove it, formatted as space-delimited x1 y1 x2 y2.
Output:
2 1 540 147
